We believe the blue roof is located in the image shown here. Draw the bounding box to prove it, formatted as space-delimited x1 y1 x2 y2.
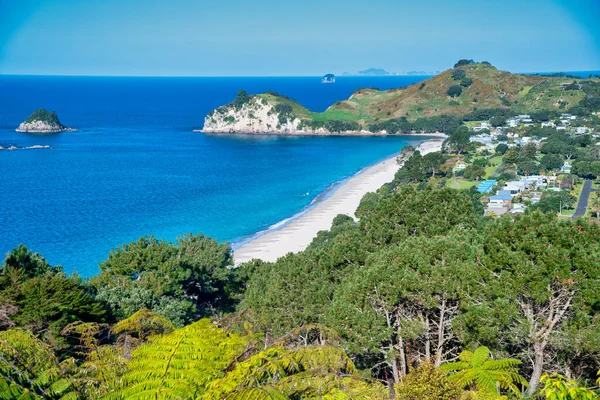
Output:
497 190 512 196
490 195 512 201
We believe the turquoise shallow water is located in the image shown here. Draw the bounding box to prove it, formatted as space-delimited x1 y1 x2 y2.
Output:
0 75 429 276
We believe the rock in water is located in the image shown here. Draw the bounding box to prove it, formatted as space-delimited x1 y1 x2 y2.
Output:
16 109 73 133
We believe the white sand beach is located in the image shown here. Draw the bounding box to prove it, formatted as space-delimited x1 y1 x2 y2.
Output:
233 136 446 264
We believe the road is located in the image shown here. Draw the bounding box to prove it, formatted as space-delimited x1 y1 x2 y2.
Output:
571 179 594 219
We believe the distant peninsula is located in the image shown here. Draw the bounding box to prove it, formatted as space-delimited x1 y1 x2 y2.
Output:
16 109 74 133
201 61 600 135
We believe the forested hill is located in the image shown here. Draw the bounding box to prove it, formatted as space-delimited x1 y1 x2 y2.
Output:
203 61 600 134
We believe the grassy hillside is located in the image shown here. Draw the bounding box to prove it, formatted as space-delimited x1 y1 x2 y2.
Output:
208 63 599 133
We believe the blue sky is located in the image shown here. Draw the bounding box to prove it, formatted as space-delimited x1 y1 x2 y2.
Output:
0 0 599 76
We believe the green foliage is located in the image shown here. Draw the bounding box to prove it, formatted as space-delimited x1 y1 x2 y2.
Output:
92 234 242 326
540 154 564 171
495 143 509 155
447 85 463 98
24 109 62 125
461 77 473 87
451 69 467 80
540 373 599 400
112 309 175 339
440 346 527 398
395 363 462 400
232 90 253 110
531 190 577 213
110 319 248 399
0 329 77 399
0 248 107 345
454 59 475 67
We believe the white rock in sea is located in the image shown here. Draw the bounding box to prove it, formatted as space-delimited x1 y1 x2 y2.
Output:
16 120 69 133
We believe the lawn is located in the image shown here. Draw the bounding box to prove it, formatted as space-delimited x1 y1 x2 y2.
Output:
446 178 478 190
485 156 503 178
559 181 584 218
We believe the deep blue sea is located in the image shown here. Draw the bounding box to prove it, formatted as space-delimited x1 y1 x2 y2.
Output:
0 75 431 276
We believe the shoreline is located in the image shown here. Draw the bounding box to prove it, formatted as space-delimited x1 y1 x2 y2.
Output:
233 136 446 264
197 129 449 138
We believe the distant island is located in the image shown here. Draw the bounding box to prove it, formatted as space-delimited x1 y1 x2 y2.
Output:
358 68 390 76
322 73 336 84
16 109 74 133
201 61 600 135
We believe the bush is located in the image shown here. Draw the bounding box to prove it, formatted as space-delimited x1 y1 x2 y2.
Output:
395 363 462 400
451 69 466 80
460 77 473 87
447 85 463 98
454 59 475 68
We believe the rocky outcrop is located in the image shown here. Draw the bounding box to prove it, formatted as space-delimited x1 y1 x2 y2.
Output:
202 97 311 134
200 96 375 136
16 109 74 133
16 120 72 133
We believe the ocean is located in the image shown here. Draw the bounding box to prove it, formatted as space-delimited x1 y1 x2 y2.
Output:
0 75 430 276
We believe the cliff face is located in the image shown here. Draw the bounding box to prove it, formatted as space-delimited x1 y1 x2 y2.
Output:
202 97 329 135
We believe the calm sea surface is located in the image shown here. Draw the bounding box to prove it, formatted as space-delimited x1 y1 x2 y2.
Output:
0 75 430 276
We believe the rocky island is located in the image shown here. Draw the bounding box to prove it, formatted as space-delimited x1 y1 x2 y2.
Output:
16 109 74 133
201 61 599 135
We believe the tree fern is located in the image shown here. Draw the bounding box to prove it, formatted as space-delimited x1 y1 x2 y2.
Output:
440 346 527 398
0 329 77 400
107 319 247 399
112 309 175 340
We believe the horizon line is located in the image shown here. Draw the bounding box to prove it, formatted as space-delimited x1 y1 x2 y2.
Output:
1 68 600 79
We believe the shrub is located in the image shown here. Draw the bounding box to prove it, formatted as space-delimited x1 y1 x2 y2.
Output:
460 77 473 87
451 69 466 80
447 85 463 98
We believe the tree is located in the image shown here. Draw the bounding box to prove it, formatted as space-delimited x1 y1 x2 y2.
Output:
532 191 577 213
464 214 600 395
489 116 506 127
495 143 508 155
590 195 600 220
329 234 481 384
460 77 473 87
440 346 527 398
422 152 447 178
517 159 540 176
447 85 463 98
540 154 564 171
443 130 470 154
92 234 243 326
2 244 54 277
521 142 539 160
463 165 485 181
502 149 520 164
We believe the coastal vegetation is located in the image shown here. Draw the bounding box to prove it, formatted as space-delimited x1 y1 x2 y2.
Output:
23 109 63 125
204 61 600 134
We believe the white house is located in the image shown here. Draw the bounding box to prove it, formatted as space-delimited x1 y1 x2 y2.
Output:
541 121 556 128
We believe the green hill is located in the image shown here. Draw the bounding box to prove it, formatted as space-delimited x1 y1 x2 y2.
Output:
203 63 600 134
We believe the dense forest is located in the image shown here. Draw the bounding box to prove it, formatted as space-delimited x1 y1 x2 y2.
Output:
2 153 600 399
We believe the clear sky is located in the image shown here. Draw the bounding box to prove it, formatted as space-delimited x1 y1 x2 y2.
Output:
1 0 599 76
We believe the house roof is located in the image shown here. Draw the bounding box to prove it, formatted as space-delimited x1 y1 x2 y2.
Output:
490 195 512 201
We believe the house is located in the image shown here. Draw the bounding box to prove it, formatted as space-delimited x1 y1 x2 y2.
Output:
453 163 466 172
489 194 512 207
556 126 567 131
575 127 590 135
521 175 544 189
510 203 526 215
562 161 572 174
541 121 556 128
507 118 518 128
504 181 527 195
477 180 498 194
485 206 509 217
529 192 543 204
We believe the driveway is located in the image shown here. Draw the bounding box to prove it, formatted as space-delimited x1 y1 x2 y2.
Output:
571 179 594 219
